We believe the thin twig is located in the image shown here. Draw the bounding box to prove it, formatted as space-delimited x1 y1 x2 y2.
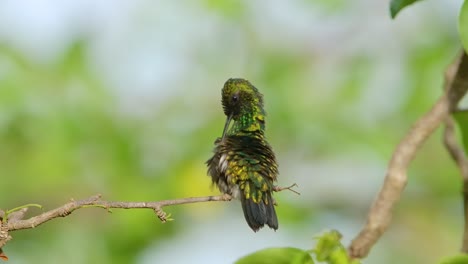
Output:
443 116 468 252
441 47 468 253
443 119 467 170
0 183 295 253
349 51 468 258
0 194 230 259
442 54 468 253
7 194 231 231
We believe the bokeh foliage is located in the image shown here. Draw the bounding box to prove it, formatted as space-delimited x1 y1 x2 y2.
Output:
0 1 465 263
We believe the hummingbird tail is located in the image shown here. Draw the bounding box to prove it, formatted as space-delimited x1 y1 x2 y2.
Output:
240 191 278 232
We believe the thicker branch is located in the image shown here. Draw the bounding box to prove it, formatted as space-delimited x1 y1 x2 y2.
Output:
349 51 468 258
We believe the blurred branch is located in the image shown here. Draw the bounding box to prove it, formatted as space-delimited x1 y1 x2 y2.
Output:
349 51 468 258
443 116 468 252
442 55 468 253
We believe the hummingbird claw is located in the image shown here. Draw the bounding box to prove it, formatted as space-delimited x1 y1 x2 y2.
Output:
222 193 233 201
273 183 300 195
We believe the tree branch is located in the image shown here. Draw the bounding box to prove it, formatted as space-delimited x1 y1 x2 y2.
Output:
349 51 468 258
0 183 298 256
0 193 229 254
6 194 232 232
443 115 468 252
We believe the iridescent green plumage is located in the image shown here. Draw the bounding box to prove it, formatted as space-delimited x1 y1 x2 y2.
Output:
206 78 279 232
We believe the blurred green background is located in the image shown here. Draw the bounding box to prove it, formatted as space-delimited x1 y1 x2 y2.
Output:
0 1 466 263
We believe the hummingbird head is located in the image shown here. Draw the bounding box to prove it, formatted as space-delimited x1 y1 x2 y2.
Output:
220 78 265 140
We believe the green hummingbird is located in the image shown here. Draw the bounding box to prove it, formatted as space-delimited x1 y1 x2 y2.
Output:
206 78 279 232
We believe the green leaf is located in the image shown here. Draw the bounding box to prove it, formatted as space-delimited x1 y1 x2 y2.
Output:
454 111 468 153
460 0 468 53
235 247 314 264
313 230 343 261
438 254 468 264
390 0 423 19
312 230 361 264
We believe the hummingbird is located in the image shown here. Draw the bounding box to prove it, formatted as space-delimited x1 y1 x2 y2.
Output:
206 78 279 232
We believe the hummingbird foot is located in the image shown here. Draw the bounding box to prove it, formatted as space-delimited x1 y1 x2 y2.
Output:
222 193 233 201
273 183 300 195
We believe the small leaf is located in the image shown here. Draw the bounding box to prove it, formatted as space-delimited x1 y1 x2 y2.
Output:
328 249 354 264
454 111 468 153
460 0 468 53
438 254 468 264
313 230 343 261
235 247 314 264
390 0 423 19
312 230 361 264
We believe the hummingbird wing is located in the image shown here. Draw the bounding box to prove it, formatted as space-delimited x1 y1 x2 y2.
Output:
223 134 279 231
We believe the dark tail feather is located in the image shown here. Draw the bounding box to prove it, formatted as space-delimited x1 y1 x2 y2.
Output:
265 192 278 230
240 192 278 232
